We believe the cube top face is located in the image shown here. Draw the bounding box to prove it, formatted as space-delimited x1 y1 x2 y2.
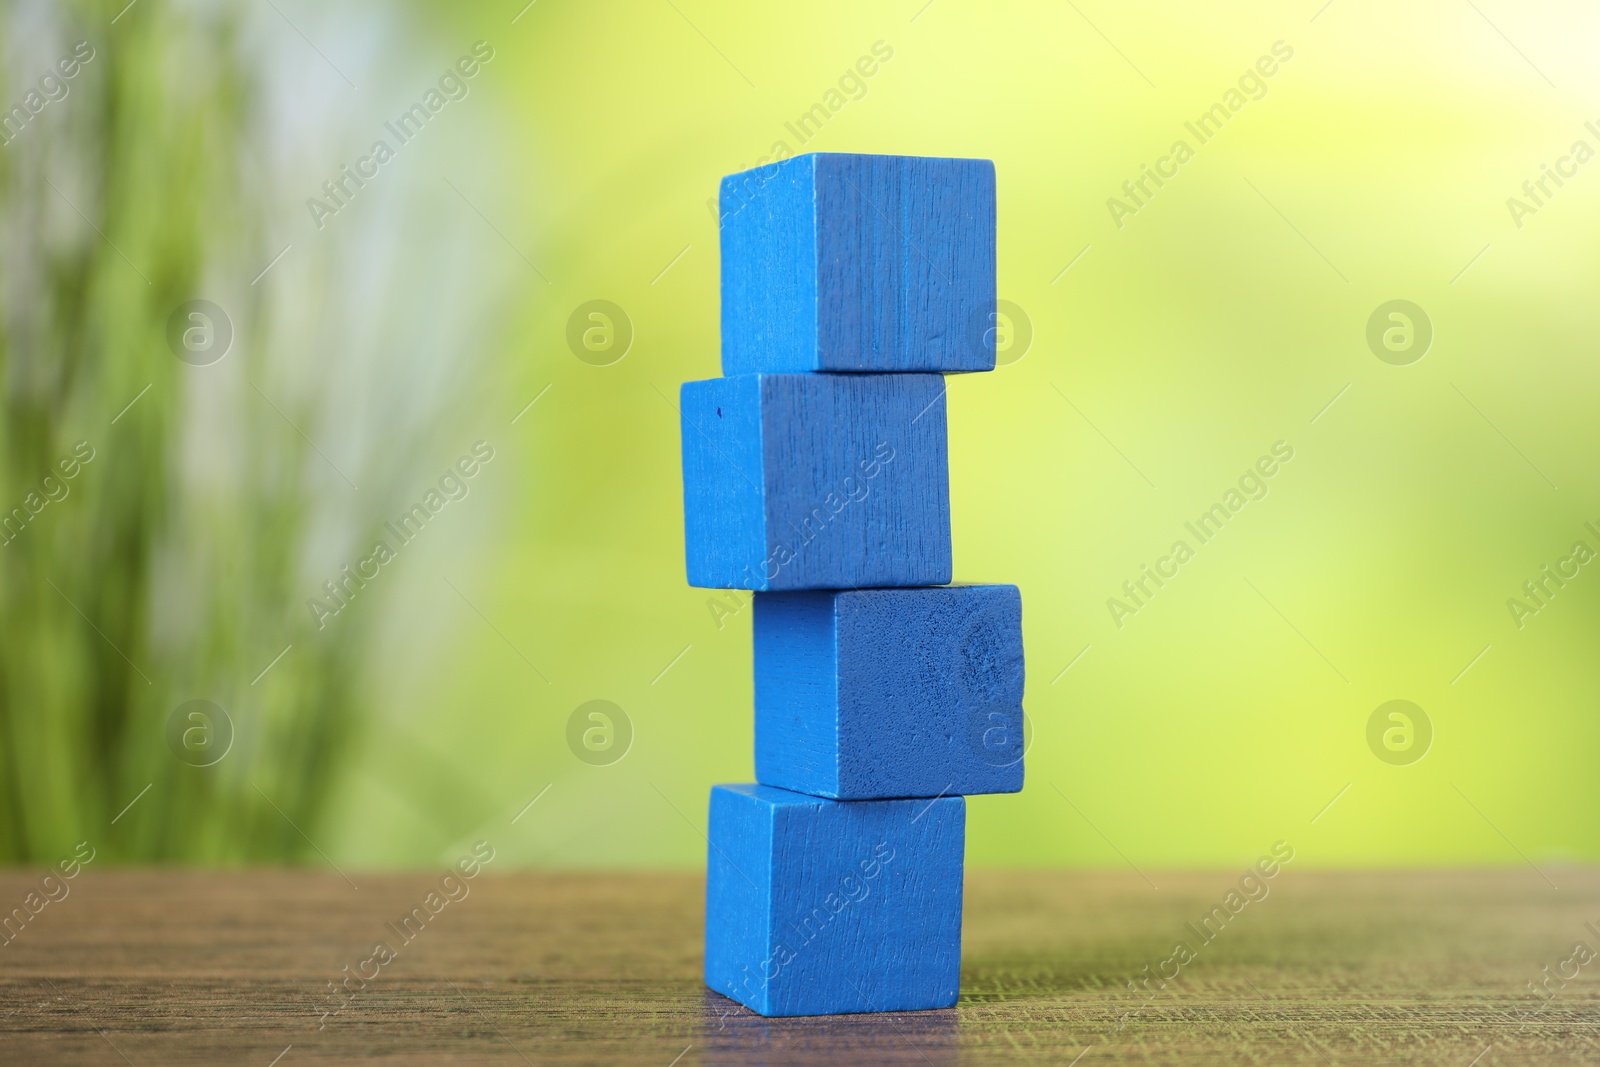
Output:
680 373 952 591
704 784 965 1017
720 153 997 376
754 585 1025 799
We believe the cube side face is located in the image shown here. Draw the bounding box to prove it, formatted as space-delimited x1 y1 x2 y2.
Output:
682 377 768 589
765 792 964 1016
813 154 996 374
835 585 1025 798
752 592 843 797
758 373 952 590
720 157 820 376
704 785 776 1013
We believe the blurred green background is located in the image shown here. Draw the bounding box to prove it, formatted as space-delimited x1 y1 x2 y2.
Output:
1 0 1596 872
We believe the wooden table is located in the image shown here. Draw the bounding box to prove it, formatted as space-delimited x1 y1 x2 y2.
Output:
0 868 1594 1064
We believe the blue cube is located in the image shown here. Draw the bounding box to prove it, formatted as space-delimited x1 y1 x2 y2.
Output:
754 585 1024 799
680 373 951 591
704 783 964 1017
720 153 996 375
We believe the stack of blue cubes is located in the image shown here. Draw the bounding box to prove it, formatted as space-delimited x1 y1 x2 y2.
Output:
681 152 1024 1017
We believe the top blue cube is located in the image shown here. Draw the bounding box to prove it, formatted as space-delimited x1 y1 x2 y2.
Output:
720 153 996 376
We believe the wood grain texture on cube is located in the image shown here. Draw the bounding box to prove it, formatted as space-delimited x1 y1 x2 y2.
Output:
704 783 964 1017
720 153 996 375
754 585 1024 799
680 373 951 591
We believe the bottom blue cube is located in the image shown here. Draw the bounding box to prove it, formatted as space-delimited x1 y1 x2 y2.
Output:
704 783 965 1017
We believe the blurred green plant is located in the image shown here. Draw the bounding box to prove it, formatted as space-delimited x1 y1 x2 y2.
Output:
0 0 402 863
7 0 1595 873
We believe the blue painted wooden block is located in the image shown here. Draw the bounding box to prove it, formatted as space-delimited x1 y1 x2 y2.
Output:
680 373 951 591
754 585 1024 799
720 153 996 376
704 783 964 1017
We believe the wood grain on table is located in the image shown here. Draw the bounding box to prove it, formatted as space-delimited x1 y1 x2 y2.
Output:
0 868 1594 1065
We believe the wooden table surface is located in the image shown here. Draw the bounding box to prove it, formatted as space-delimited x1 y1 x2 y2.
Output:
0 868 1595 1065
